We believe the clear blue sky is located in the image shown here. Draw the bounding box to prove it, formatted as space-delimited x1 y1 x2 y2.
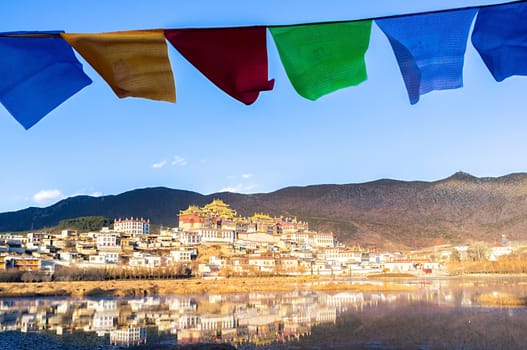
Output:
1 0 525 212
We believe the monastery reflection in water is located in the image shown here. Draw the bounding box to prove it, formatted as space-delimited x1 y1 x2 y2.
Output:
0 282 492 347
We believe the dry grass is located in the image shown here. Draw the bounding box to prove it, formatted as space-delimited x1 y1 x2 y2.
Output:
450 255 527 275
0 276 419 298
0 277 300 298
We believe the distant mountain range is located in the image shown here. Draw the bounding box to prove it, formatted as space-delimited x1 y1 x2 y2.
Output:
2 172 527 249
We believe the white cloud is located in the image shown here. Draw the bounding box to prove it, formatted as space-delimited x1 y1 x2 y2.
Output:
152 160 168 169
172 155 187 166
90 192 103 197
218 184 257 193
219 173 257 193
32 189 65 205
152 155 187 169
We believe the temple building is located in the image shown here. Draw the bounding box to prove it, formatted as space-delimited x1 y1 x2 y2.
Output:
178 205 204 230
248 213 277 234
114 218 150 235
201 199 238 230
178 199 335 248
179 199 240 231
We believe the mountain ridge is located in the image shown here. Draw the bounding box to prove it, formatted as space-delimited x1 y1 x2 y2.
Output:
3 172 527 249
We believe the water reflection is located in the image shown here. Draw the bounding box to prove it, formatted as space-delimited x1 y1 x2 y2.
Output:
1 278 526 349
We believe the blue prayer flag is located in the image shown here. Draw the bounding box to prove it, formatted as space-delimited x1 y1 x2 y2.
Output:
472 3 527 82
0 31 92 129
376 9 477 104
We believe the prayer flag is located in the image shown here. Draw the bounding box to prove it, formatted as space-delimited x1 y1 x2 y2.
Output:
270 21 372 101
0 31 92 129
472 2 527 82
165 27 274 105
62 30 175 102
376 9 477 104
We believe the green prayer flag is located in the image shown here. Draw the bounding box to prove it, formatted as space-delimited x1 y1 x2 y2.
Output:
270 21 372 100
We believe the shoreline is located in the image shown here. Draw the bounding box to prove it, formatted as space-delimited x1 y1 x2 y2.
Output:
1 274 527 298
0 276 310 298
0 275 417 298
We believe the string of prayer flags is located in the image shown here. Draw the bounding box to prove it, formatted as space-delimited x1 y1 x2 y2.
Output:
269 21 372 100
164 27 274 105
0 31 92 129
376 9 477 104
61 30 176 102
5 2 527 130
472 2 527 82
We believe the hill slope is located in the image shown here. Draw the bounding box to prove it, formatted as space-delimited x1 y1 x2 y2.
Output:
3 172 527 248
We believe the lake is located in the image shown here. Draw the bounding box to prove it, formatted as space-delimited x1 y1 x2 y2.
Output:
1 277 526 349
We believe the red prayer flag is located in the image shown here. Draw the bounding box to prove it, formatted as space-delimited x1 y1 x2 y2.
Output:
165 27 274 105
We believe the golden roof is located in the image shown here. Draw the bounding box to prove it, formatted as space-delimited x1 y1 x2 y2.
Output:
179 205 201 215
250 213 275 223
201 199 236 218
203 199 229 208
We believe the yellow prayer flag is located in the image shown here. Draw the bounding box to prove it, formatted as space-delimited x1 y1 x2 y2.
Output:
62 30 175 102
